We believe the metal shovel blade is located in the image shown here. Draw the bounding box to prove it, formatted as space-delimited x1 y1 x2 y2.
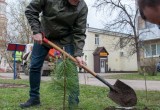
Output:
108 79 137 107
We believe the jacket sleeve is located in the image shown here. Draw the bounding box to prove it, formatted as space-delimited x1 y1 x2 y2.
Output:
25 0 45 35
73 6 88 57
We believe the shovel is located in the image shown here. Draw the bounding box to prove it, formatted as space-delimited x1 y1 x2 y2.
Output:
43 37 137 107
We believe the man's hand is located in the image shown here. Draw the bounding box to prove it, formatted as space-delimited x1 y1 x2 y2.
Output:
75 56 85 67
32 33 43 44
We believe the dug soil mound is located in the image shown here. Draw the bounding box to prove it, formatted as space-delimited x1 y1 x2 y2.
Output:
104 106 151 110
0 83 28 88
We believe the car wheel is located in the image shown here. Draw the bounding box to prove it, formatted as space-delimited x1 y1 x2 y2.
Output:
42 70 51 76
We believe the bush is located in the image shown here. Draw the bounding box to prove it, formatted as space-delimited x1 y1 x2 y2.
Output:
140 57 157 76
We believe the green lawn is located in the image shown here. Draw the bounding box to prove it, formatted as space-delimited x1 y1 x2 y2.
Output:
0 79 160 110
104 73 160 81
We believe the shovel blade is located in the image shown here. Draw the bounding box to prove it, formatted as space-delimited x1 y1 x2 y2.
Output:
108 79 137 107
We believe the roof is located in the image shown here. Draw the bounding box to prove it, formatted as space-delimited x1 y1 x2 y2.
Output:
87 27 133 38
93 47 109 55
142 38 160 42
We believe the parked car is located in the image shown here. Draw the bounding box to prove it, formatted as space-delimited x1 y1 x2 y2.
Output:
22 44 59 76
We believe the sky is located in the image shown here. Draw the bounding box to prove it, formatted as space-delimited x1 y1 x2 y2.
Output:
84 0 136 29
5 0 103 28
5 0 136 30
4 0 159 40
84 0 104 28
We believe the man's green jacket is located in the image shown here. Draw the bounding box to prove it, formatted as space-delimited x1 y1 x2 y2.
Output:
25 0 88 56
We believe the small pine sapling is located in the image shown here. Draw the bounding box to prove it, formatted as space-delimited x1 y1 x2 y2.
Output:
50 57 79 110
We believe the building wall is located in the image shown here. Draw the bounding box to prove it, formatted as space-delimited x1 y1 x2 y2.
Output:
83 31 95 70
140 39 160 66
0 0 8 72
100 33 137 71
83 28 138 72
0 0 7 48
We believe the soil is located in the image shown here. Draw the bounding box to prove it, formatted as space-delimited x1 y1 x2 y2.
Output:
0 83 28 88
104 106 151 110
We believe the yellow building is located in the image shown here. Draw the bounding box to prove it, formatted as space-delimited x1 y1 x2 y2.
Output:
83 27 138 73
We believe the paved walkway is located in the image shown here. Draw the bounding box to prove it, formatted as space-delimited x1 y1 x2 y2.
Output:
1 73 160 91
78 73 160 91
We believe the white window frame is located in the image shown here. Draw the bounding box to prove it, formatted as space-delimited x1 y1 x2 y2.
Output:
144 43 159 58
95 34 99 45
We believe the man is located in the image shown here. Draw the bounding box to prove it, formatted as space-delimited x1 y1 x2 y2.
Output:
12 51 23 79
20 0 88 109
138 0 160 24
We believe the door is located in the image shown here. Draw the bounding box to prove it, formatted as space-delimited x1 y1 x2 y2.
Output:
100 58 106 73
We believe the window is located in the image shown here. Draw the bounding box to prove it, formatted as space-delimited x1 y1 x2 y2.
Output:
95 34 99 45
144 45 151 57
144 44 158 57
120 38 125 48
120 52 124 57
151 44 156 56
157 44 160 54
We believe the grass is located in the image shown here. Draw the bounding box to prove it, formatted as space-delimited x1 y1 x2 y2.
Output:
0 79 160 110
103 73 160 81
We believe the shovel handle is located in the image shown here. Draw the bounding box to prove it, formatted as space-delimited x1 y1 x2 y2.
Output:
43 37 114 89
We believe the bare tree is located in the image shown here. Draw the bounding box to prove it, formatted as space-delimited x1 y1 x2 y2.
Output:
7 0 32 44
0 0 32 71
94 0 151 71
